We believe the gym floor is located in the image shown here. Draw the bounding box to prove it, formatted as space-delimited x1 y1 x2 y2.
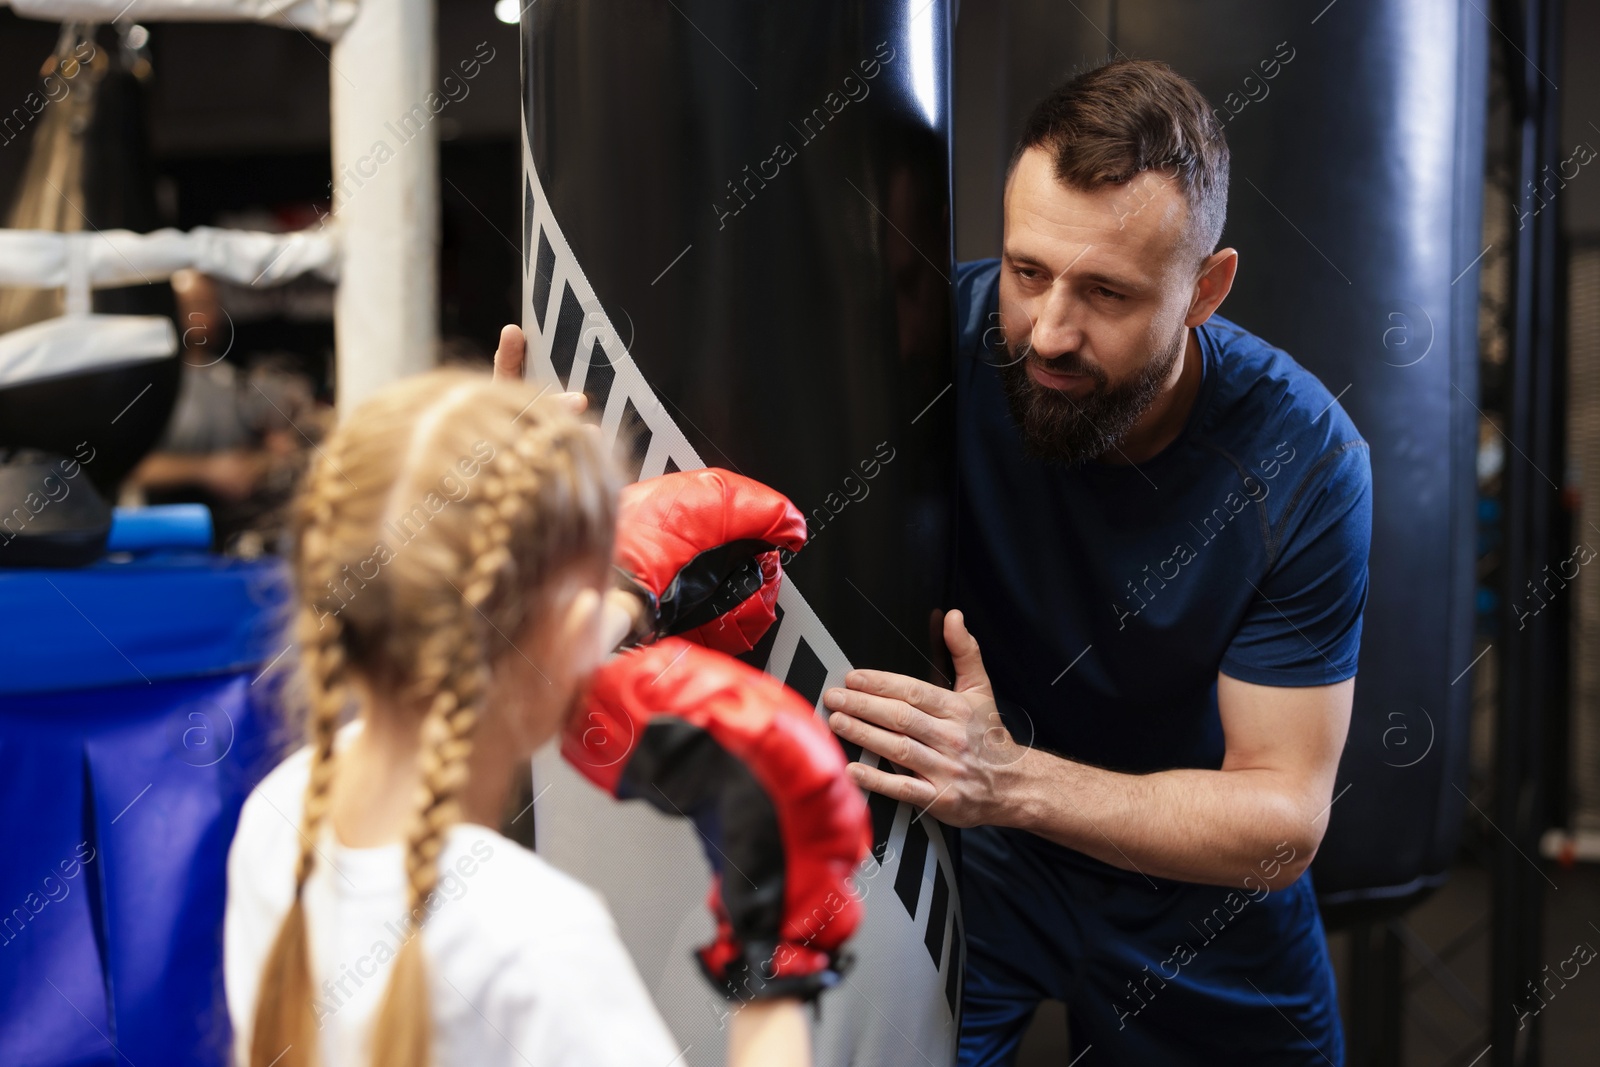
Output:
1014 863 1600 1065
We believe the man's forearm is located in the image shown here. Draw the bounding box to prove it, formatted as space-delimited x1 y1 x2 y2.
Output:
999 747 1321 889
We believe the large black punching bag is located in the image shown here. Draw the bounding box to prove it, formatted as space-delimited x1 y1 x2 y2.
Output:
1122 0 1487 920
520 4 961 1065
982 1 1486 918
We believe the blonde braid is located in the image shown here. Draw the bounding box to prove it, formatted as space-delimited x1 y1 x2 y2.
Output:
249 458 357 1067
408 450 529 915
292 491 355 890
370 445 534 1067
248 369 620 1067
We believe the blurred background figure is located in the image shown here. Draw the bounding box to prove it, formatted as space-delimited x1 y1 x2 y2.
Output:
123 268 331 557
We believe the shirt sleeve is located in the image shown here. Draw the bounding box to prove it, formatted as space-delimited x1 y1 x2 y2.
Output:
494 888 685 1067
1220 439 1372 687
549 920 685 1067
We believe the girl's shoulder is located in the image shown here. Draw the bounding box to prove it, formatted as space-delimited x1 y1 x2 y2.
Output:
229 740 318 897
232 738 613 938
426 824 682 1062
431 821 613 936
233 724 357 852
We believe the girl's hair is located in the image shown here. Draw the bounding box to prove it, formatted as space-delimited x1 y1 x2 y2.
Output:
249 369 619 1067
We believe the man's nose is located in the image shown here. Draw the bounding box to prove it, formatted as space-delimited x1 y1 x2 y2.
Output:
1028 288 1084 360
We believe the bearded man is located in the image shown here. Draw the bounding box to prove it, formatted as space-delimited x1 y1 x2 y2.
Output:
824 58 1370 1066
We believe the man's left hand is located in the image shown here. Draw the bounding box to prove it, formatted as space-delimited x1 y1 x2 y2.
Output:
492 323 529 382
823 610 1026 828
493 323 589 413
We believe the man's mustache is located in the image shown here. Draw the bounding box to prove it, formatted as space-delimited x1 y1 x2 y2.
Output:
1033 352 1102 379
1003 337 1105 383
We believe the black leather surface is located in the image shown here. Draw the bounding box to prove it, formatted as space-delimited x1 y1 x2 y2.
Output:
524 0 958 684
1110 0 1489 915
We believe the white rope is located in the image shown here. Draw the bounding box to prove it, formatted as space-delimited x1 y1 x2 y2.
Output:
0 225 340 291
1 0 360 40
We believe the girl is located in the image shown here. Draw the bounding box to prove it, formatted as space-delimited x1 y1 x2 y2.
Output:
225 369 812 1066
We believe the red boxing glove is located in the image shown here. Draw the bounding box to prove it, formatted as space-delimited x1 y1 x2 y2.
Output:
613 468 806 654
563 639 870 1001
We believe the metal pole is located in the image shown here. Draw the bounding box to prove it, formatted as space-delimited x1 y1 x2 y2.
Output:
1492 0 1561 1063
1346 922 1405 1067
330 0 439 409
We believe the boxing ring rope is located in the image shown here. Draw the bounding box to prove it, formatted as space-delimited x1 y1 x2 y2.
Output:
0 225 340 290
0 225 339 388
0 0 358 40
3 0 435 409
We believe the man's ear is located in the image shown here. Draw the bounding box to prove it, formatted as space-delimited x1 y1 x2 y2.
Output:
1186 248 1238 327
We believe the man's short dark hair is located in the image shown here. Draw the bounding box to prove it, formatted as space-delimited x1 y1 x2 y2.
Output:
1009 59 1230 264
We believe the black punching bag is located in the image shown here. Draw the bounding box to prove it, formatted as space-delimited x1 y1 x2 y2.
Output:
992 1 1486 918
1120 0 1486 920
520 3 962 1065
0 27 180 498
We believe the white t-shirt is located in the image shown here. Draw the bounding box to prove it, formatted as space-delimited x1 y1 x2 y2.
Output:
224 735 683 1067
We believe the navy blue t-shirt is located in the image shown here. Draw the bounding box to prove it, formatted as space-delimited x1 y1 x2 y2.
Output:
952 259 1372 775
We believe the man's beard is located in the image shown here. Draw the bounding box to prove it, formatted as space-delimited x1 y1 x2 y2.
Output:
994 330 1184 467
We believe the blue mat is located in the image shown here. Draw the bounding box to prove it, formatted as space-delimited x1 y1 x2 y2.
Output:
0 552 291 1067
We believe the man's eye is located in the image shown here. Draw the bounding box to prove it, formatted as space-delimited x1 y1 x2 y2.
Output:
1092 286 1125 301
1014 268 1042 283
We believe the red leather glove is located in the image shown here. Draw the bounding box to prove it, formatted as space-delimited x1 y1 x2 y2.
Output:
613 468 806 654
563 638 870 1001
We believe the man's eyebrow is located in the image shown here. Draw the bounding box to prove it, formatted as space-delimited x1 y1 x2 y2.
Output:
1002 249 1052 270
1080 269 1148 293
1002 249 1147 292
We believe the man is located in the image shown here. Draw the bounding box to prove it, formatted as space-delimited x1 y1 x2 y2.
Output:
822 59 1369 1065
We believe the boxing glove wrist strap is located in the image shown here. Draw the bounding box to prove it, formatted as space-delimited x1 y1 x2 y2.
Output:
615 536 780 647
